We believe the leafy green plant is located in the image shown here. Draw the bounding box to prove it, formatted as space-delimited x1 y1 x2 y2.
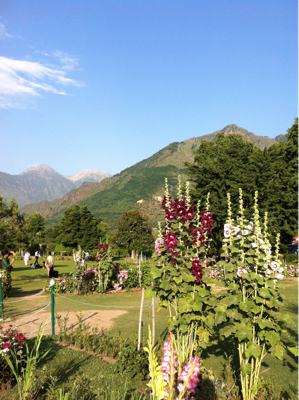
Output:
115 332 148 378
148 178 217 349
4 322 50 400
215 190 293 400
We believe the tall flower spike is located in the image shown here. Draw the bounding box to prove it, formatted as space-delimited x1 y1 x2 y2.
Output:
158 221 162 240
275 233 280 262
205 192 210 212
196 200 201 227
186 181 191 207
177 175 182 201
238 188 244 226
227 193 232 224
165 178 171 209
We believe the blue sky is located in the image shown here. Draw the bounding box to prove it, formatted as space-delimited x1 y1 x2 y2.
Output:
1 0 297 176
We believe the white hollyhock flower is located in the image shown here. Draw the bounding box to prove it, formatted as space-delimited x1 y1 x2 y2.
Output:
247 223 253 230
224 229 230 238
270 261 280 272
237 235 242 239
263 264 268 269
252 243 258 248
231 226 240 235
237 268 248 277
276 273 284 280
258 238 264 244
242 229 248 236
266 269 272 275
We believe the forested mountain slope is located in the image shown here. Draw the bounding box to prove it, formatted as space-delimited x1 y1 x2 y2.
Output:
20 124 287 229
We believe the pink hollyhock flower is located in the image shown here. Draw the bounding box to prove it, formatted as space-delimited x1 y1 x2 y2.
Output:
63 286 65 290
3 342 10 349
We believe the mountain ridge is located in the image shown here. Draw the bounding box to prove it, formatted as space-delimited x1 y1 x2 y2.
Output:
20 124 287 228
0 165 110 207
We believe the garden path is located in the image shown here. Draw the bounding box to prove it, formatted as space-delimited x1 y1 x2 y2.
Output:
1 309 127 338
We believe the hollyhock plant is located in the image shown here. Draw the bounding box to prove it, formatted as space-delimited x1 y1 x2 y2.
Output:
216 189 293 400
148 178 217 349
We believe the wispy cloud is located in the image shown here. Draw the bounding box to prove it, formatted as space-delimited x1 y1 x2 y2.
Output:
0 22 13 39
0 55 84 109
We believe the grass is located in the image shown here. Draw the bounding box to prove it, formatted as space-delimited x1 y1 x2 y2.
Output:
2 259 298 398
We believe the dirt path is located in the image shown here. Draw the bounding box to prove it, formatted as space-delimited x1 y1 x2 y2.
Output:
2 310 127 338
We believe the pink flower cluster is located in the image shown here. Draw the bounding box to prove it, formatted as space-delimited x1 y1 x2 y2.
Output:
114 269 129 291
160 335 201 396
206 268 222 281
0 325 26 356
161 336 177 383
178 357 201 394
155 238 164 256
284 264 299 277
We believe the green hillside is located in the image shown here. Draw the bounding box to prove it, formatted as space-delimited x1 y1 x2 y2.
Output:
21 124 281 229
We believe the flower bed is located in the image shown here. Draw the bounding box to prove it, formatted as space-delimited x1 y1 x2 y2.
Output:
0 325 26 383
44 263 152 294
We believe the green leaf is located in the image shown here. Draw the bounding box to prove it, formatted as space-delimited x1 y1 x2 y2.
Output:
219 325 232 338
192 300 203 311
160 280 172 291
259 288 271 299
215 304 227 313
270 342 284 360
144 286 156 298
265 331 280 347
227 309 242 320
196 326 210 343
236 325 252 341
287 346 298 357
240 363 251 376
239 301 255 313
215 312 227 325
151 267 163 279
197 287 209 297
255 296 264 304
245 343 262 359
173 276 183 284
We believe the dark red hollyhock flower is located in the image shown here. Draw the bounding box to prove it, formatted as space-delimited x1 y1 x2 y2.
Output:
99 244 103 251
105 244 109 252
171 258 176 266
172 251 180 257
191 259 203 283
165 211 175 222
166 232 177 249
186 206 195 220
201 211 213 229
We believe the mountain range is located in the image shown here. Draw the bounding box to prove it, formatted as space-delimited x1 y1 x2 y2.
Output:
0 165 111 207
19 124 286 229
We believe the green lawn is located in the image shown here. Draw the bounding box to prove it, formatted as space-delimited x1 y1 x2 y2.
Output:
2 260 298 398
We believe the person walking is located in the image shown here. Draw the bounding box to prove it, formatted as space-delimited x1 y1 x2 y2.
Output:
34 250 40 266
24 251 30 266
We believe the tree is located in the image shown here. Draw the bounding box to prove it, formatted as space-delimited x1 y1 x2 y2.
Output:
0 196 25 250
24 212 46 243
185 119 298 249
55 204 110 249
111 210 154 256
185 133 261 249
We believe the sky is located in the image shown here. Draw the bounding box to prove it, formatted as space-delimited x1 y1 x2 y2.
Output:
1 0 297 176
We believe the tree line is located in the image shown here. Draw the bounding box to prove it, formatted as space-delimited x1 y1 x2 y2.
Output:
1 118 297 255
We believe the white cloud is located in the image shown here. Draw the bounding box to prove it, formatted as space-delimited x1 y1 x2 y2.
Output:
0 55 84 109
0 22 13 40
